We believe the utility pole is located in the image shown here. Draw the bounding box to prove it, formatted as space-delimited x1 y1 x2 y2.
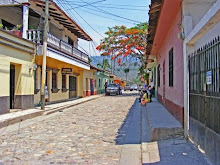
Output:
41 0 49 110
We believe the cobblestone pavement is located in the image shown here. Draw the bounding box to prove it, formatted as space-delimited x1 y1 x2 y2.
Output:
0 91 138 165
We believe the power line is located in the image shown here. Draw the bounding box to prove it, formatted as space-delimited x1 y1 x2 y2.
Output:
64 1 148 8
81 5 149 11
78 0 142 23
71 0 106 9
76 7 136 25
72 9 105 38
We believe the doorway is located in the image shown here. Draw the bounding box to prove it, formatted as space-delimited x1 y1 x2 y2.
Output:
162 60 165 104
10 65 15 109
90 79 94 95
69 76 77 98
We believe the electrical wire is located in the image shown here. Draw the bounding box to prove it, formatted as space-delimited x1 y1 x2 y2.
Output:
75 7 139 25
64 1 148 8
77 0 142 23
72 8 105 38
72 0 106 9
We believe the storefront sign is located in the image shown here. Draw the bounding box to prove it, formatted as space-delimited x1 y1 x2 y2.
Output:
206 71 212 85
62 68 72 74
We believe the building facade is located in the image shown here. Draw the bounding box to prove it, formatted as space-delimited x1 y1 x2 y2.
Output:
0 0 93 106
147 0 184 125
182 0 220 164
0 29 35 114
147 0 220 164
83 66 98 97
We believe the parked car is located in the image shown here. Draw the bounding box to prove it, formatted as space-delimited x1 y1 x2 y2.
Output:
106 84 120 96
124 84 131 91
130 84 138 91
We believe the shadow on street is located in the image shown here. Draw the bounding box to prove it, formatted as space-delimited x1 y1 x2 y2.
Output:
114 98 142 145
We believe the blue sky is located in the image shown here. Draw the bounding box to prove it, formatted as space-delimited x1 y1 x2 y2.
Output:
55 0 151 56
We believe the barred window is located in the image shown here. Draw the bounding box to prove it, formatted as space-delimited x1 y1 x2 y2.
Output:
52 72 57 89
169 48 174 87
62 75 66 89
157 64 160 87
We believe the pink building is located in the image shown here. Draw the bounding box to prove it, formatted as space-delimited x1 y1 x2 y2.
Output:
147 0 184 125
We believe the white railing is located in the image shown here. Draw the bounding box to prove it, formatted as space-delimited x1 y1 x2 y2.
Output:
27 30 89 62
27 30 42 44
47 33 60 47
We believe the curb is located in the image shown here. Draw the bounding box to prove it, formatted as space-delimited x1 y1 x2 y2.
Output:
42 95 103 115
0 95 103 129
0 111 44 129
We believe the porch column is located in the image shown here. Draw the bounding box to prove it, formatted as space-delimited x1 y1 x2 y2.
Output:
22 3 29 39
87 78 91 96
47 70 52 102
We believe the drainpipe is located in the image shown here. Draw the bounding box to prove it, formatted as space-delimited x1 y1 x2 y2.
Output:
22 2 29 39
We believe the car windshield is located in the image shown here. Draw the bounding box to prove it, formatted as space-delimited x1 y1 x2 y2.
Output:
108 84 118 87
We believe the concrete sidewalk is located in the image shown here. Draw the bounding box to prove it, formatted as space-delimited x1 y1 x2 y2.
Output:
141 98 210 165
145 98 183 141
0 95 103 129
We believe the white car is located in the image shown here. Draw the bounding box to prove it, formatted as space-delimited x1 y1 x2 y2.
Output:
130 84 138 91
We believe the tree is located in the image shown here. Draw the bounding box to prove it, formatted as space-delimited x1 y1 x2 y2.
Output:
124 68 130 81
97 59 111 70
96 23 148 66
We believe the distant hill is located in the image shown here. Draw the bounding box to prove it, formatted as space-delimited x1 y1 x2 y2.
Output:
90 56 141 82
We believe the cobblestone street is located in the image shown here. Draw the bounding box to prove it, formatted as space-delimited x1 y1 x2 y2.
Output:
0 92 138 165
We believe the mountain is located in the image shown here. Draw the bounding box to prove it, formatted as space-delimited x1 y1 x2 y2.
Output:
90 56 140 82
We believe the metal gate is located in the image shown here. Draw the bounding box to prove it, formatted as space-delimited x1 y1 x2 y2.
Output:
189 36 220 135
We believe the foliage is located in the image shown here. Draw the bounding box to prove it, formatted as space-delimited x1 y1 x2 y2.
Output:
97 59 111 70
123 68 130 74
96 23 148 66
0 24 3 29
124 68 130 81
88 57 92 64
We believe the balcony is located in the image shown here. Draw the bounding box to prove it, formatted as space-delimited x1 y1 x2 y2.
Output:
27 30 89 63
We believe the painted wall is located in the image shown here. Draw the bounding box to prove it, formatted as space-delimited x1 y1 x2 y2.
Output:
182 1 220 164
0 30 35 114
156 10 184 124
34 57 85 105
183 0 217 30
157 10 183 106
82 69 98 97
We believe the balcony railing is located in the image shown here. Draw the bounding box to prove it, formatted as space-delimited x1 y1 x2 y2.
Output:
27 30 89 62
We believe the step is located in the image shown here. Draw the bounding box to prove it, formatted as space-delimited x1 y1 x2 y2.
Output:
145 98 183 141
0 109 43 129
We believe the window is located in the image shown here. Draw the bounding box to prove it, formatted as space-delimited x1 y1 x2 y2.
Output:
68 37 74 46
52 72 57 89
62 75 66 89
94 80 96 88
69 76 77 91
169 48 174 87
99 78 101 88
158 64 160 87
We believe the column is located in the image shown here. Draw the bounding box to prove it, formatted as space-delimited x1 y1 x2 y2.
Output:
22 3 29 39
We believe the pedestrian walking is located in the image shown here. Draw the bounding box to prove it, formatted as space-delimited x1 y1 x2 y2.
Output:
104 82 108 93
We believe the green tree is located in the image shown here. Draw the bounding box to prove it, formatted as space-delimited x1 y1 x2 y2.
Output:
97 59 111 70
96 23 148 66
124 68 130 81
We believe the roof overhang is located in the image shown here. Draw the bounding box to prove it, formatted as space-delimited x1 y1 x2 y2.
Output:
30 0 92 41
147 0 180 55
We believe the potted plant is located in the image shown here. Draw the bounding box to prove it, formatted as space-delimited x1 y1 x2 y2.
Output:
0 24 3 29
11 24 22 37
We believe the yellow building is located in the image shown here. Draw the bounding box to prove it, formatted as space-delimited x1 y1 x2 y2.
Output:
0 0 92 105
0 29 35 114
82 66 98 97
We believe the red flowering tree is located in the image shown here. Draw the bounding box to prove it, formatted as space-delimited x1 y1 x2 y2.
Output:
96 23 148 66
